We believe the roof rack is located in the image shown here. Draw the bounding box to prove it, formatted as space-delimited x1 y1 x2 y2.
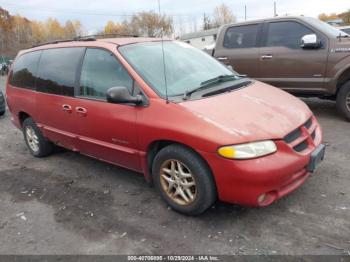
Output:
76 33 141 40
32 37 95 48
32 33 142 48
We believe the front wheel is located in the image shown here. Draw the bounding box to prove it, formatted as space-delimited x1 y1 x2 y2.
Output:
336 80 350 121
152 144 217 215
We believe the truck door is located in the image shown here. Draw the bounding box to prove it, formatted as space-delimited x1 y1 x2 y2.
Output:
214 24 261 78
258 20 328 93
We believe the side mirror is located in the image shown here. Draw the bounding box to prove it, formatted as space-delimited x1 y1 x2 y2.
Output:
300 34 321 49
106 86 143 105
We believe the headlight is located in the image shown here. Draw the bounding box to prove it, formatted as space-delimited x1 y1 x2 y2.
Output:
218 140 277 159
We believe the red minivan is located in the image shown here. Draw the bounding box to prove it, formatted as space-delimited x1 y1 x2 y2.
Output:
6 37 325 215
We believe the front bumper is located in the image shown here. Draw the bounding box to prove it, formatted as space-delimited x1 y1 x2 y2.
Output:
200 118 323 207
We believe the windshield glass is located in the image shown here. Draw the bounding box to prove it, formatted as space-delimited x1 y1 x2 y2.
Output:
303 17 349 37
119 41 238 97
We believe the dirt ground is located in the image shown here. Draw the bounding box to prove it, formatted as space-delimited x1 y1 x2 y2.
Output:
0 76 349 255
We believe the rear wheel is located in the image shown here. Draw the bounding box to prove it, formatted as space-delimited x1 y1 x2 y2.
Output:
336 80 350 121
152 144 217 215
0 110 4 116
22 118 53 157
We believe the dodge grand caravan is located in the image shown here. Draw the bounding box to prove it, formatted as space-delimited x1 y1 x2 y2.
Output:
214 16 350 121
6 37 325 215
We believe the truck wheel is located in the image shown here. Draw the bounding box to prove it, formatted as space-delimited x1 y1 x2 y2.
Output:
337 80 350 121
22 118 53 157
152 144 217 215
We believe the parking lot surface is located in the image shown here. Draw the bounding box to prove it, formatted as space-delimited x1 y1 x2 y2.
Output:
0 76 349 255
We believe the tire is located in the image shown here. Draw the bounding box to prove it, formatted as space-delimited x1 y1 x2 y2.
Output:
0 110 4 116
336 80 350 121
22 117 53 157
152 144 217 215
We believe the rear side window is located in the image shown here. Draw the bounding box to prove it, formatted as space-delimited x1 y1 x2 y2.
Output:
265 21 314 49
36 47 85 96
223 24 259 49
9 51 41 90
79 48 133 99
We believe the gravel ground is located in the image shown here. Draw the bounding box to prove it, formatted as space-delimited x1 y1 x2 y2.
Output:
0 76 349 255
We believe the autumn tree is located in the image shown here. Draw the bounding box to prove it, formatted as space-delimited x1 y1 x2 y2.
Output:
339 10 350 25
128 11 173 37
0 6 86 57
102 12 173 37
104 20 128 35
318 13 339 22
212 3 236 27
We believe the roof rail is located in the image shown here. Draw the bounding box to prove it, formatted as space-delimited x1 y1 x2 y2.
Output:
76 33 141 40
32 37 96 48
31 33 144 48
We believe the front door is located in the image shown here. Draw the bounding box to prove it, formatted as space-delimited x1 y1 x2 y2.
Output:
75 48 141 172
258 20 329 93
214 23 261 78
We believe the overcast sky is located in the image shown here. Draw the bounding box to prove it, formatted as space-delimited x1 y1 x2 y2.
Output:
0 0 349 35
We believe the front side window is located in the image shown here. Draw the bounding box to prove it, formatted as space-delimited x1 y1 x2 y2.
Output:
265 21 314 49
36 47 85 96
119 41 237 98
223 24 259 49
9 51 41 90
79 48 133 99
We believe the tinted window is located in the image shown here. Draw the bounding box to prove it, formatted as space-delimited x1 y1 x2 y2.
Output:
9 51 41 89
36 47 85 96
79 48 133 99
223 24 259 49
266 21 314 49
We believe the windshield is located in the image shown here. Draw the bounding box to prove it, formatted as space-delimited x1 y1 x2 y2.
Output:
303 17 349 37
119 41 238 97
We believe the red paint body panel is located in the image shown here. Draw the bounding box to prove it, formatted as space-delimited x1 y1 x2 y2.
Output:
6 39 323 207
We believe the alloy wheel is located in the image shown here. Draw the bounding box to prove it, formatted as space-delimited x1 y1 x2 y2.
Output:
160 159 197 206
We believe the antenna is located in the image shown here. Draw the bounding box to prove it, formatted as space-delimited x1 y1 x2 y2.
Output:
157 0 169 103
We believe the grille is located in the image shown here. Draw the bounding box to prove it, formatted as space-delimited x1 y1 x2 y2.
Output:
283 117 317 153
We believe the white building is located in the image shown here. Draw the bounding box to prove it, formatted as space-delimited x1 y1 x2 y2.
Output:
180 28 218 51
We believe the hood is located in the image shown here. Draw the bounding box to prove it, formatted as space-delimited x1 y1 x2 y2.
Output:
179 81 312 143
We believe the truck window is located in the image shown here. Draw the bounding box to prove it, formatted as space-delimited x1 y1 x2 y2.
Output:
36 47 85 96
223 24 259 49
79 48 133 100
265 21 314 49
9 51 41 90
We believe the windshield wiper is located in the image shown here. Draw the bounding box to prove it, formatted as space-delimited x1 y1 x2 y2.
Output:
183 74 238 99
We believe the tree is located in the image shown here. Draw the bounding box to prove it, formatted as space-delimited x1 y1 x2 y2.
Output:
103 20 128 35
203 13 213 30
212 3 236 27
318 13 339 22
339 10 350 25
128 11 173 37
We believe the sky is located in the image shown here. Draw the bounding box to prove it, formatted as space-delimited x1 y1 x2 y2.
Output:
0 0 349 35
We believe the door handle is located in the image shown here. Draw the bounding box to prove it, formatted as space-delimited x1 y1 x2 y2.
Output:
62 104 72 113
261 55 273 60
217 57 228 61
76 107 87 117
